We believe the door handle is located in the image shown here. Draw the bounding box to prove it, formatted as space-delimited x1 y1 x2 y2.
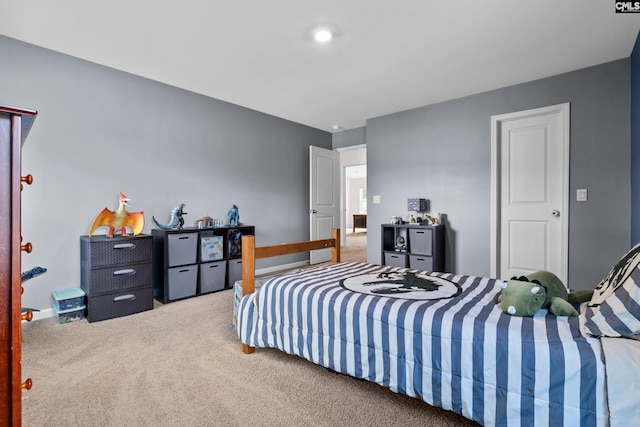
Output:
551 210 560 217
309 209 318 214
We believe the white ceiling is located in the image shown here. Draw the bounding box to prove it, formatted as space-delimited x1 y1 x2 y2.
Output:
1 1 639 133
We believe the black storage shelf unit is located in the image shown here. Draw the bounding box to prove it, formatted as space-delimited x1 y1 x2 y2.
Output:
152 225 255 304
381 223 445 272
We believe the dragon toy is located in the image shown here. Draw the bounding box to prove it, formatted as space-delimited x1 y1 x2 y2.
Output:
89 192 145 238
153 203 187 230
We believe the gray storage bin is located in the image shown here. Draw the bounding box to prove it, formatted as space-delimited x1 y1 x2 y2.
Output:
168 233 198 267
384 252 408 268
227 259 243 289
167 264 198 300
199 261 227 294
409 254 434 272
409 228 433 255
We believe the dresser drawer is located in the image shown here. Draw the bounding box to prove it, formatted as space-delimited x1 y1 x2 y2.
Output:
85 285 153 322
81 235 152 267
81 262 153 296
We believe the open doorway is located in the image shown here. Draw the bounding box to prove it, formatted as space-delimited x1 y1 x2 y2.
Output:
340 146 367 263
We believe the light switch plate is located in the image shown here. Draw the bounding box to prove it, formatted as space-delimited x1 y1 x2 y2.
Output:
577 189 587 202
373 195 381 204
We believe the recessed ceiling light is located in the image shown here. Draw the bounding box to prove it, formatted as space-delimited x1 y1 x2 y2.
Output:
313 28 333 43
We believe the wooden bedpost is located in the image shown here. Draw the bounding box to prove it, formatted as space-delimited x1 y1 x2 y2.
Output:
332 228 340 263
241 235 256 354
241 235 256 297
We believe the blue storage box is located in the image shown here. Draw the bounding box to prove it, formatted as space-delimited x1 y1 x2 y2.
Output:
52 287 86 311
53 304 86 324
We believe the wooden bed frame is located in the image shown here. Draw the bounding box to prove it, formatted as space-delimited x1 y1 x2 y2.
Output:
240 228 341 354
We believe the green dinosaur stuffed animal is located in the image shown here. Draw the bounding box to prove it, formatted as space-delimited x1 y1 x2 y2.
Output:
497 271 593 317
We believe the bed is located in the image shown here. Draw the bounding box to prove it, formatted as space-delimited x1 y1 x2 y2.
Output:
236 229 640 426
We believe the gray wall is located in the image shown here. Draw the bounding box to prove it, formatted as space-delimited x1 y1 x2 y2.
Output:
366 59 631 290
333 126 366 149
0 36 331 310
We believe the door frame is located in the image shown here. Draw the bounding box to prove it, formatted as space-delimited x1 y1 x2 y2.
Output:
336 144 367 247
489 103 570 281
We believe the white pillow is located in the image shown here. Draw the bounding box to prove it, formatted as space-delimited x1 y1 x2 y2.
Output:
583 243 640 338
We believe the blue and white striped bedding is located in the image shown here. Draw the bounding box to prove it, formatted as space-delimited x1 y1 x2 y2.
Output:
237 262 608 426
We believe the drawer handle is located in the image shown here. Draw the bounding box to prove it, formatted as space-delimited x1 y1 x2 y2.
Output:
416 231 425 234
113 268 136 276
21 310 33 322
390 255 399 259
114 294 136 302
416 258 426 261
209 264 219 269
21 378 32 390
21 242 32 253
113 243 135 249
179 269 190 273
178 236 190 240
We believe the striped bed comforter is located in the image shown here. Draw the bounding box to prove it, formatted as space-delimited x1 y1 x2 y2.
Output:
237 262 608 426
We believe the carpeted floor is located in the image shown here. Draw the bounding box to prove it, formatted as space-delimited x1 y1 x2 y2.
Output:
21 266 478 426
341 231 367 263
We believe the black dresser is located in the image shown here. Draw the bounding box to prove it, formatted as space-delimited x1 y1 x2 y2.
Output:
80 234 154 322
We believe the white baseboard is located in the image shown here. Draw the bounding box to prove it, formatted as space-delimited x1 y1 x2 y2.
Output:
30 307 55 321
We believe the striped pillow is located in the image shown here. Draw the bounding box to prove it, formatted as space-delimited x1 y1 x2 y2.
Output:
583 243 640 338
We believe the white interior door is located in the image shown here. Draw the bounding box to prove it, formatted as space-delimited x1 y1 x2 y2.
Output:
310 145 340 264
490 103 570 282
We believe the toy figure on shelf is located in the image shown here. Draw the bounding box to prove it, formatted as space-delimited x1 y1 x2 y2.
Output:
152 203 187 230
227 204 240 226
89 192 145 238
425 214 439 225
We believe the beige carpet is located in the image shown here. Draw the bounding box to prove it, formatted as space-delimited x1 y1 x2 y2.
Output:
21 241 478 426
341 231 367 263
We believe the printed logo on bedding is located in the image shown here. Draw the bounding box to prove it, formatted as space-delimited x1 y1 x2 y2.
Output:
615 1 640 12
340 271 461 300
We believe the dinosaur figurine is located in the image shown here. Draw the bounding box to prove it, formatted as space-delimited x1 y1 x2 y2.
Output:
21 266 47 283
89 192 145 238
152 203 187 230
21 266 47 313
227 204 240 226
